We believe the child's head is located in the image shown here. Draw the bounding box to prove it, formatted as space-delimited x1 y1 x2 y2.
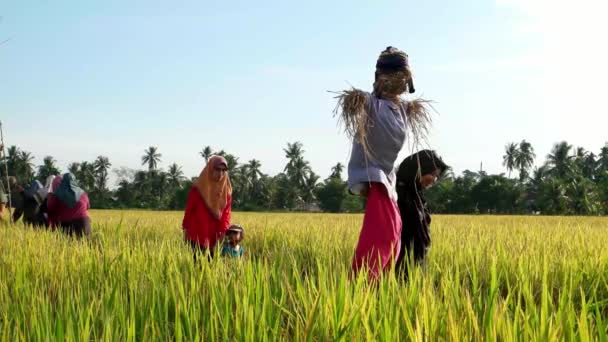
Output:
226 224 244 246
373 46 415 98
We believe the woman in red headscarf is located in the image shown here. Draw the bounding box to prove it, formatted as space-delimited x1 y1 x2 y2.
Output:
182 155 232 259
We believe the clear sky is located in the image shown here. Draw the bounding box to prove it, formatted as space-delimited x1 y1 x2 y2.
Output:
1 0 606 185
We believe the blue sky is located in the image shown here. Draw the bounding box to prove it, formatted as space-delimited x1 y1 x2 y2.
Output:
1 0 607 185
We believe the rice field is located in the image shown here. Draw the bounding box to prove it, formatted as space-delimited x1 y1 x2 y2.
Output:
1 211 608 341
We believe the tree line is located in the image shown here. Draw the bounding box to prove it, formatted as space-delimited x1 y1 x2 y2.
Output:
2 140 607 215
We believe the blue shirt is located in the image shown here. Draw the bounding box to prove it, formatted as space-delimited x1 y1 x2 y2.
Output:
221 244 244 258
347 92 407 201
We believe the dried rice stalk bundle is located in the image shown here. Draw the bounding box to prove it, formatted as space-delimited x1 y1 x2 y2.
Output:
405 98 434 149
332 88 436 160
331 88 374 159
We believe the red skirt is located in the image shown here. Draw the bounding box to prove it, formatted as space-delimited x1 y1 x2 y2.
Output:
351 183 402 281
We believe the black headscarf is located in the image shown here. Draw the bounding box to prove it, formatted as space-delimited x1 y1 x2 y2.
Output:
394 150 448 275
396 150 448 196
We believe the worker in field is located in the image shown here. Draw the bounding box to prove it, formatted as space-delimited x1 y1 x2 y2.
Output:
395 150 448 280
182 155 232 261
334 46 433 281
0 190 6 223
47 173 91 238
0 176 24 224
12 179 49 228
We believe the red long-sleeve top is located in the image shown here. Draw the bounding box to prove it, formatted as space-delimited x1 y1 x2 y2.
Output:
182 187 231 248
47 192 90 226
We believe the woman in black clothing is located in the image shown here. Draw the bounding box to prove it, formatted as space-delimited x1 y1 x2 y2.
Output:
395 150 448 279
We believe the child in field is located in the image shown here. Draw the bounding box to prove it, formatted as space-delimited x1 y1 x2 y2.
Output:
395 150 448 280
221 224 244 258
333 46 432 281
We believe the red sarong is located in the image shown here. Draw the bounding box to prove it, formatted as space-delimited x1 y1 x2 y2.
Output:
351 183 402 280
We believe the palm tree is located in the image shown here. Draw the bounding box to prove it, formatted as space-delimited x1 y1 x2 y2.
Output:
223 154 239 172
167 163 185 189
284 142 304 169
94 156 111 191
598 143 608 174
199 146 213 163
37 156 61 182
283 142 311 186
503 143 518 178
18 151 35 181
142 146 162 171
515 140 535 182
153 171 169 206
245 159 263 183
302 172 320 205
5 146 20 175
68 162 81 175
241 159 264 204
581 152 598 179
78 161 97 192
2 146 33 182
330 163 344 180
288 157 311 188
547 141 574 178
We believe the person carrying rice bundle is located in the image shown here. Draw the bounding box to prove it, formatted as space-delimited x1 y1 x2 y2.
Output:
333 46 433 281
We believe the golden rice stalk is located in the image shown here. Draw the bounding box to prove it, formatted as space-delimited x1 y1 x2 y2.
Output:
406 98 435 148
331 88 374 158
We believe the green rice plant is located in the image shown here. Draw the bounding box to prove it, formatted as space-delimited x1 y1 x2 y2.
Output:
0 212 607 340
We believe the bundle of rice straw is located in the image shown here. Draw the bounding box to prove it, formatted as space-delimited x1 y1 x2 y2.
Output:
332 88 434 159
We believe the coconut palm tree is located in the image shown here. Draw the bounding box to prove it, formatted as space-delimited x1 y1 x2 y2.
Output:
37 156 60 182
302 172 320 205
94 156 111 191
68 162 80 175
330 163 344 180
503 142 518 178
283 142 311 187
515 140 535 182
284 142 304 169
223 154 239 172
77 161 97 192
547 141 574 178
245 159 263 183
142 146 162 171
167 163 185 189
199 146 213 163
598 143 608 174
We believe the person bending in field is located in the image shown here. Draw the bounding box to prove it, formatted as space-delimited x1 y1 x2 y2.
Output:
12 179 49 228
0 176 27 224
47 173 92 238
395 150 448 280
221 224 244 258
182 155 232 261
333 46 433 281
